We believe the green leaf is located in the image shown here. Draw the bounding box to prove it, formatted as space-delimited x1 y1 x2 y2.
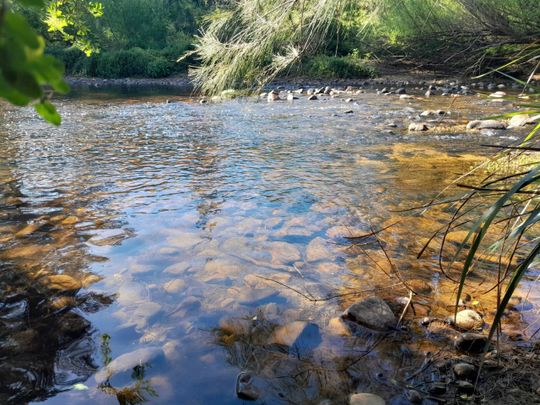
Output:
0 74 32 106
454 167 540 316
35 100 61 125
4 71 43 99
4 13 41 49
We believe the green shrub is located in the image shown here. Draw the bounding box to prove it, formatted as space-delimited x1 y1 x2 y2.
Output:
299 55 376 79
46 46 189 78
145 56 174 78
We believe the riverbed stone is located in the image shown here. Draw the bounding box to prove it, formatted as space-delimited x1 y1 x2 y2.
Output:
456 380 475 395
326 225 364 239
408 123 429 131
454 333 489 353
452 309 483 331
163 279 186 294
342 297 396 331
219 317 253 336
508 114 531 128
466 119 506 130
269 241 301 264
327 317 352 336
308 95 318 101
407 279 432 295
130 301 162 329
269 321 321 351
349 393 386 405
236 287 279 306
267 91 280 102
236 372 259 400
305 237 333 262
428 382 447 396
117 281 148 305
164 261 191 275
453 362 476 381
95 347 164 383
489 91 506 98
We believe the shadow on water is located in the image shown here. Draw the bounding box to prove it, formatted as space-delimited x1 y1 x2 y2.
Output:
0 161 116 403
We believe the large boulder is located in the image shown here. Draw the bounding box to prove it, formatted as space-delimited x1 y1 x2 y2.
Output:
342 297 396 331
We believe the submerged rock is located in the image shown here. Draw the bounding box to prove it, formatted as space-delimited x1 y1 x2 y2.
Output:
305 237 333 262
269 321 321 352
456 380 475 395
407 279 432 295
163 279 186 294
342 297 396 331
237 287 278 306
349 393 386 405
43 274 82 291
236 372 259 401
94 347 164 383
453 362 476 381
405 389 423 403
327 317 352 337
428 382 447 396
454 333 489 353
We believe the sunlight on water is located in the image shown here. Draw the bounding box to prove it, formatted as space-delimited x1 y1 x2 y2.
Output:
0 89 533 404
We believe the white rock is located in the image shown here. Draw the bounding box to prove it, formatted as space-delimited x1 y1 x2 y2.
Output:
349 393 386 405
95 347 163 383
454 309 483 331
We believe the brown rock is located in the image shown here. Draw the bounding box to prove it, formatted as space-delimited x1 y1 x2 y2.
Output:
343 297 396 331
43 274 82 291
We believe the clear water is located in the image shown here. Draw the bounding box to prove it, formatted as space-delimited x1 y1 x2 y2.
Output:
0 88 530 404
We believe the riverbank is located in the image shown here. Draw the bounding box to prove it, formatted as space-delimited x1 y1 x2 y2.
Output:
66 70 538 97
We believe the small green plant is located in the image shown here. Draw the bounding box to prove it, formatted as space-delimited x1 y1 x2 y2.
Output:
299 54 376 79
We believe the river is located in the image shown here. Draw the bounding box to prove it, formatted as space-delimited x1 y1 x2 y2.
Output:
0 85 535 404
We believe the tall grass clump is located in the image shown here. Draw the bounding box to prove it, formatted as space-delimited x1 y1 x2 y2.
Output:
422 49 540 343
186 0 363 94
189 0 540 94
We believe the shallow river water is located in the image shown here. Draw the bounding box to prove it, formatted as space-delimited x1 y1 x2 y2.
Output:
0 87 535 404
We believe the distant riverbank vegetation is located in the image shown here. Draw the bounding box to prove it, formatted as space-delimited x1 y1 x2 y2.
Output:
15 0 540 88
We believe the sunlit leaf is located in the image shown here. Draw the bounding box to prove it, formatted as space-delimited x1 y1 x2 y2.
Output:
35 100 62 125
